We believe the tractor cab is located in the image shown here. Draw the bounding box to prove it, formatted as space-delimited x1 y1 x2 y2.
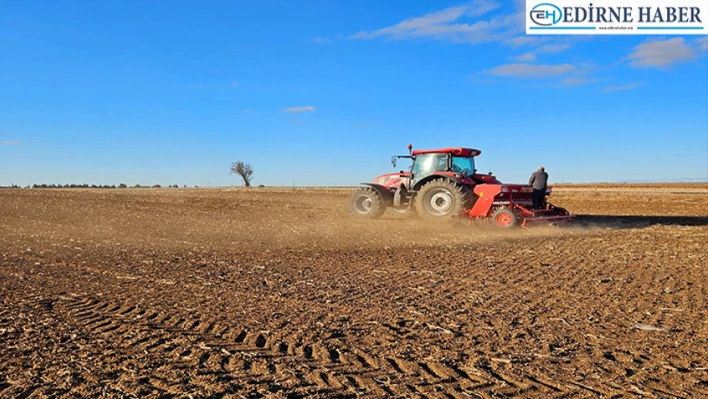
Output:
410 153 448 186
392 146 483 190
409 152 476 188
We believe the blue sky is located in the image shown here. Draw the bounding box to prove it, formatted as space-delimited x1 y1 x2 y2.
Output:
1 0 707 186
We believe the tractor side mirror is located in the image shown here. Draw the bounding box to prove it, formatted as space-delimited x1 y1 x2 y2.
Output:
391 158 397 168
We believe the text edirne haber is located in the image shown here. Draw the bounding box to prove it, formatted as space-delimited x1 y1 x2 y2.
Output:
559 5 702 24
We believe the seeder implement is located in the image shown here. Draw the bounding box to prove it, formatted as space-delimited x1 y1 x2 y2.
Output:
461 184 575 228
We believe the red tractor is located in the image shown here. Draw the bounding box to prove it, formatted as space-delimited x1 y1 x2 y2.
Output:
349 145 574 228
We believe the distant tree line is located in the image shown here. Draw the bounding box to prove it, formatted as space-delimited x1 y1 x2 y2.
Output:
0 183 188 189
1 183 267 189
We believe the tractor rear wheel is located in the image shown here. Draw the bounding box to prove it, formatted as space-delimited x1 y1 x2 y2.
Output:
349 186 386 219
415 178 472 222
491 208 518 228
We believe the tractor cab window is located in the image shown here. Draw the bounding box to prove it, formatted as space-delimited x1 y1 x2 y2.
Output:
451 156 475 175
412 153 447 180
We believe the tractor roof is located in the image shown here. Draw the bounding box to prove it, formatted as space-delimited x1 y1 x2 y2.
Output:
411 147 482 157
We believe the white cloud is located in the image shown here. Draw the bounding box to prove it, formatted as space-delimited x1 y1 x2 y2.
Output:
626 38 696 69
484 63 577 78
509 42 570 63
346 0 596 81
2 141 21 145
283 106 316 112
560 77 602 86
348 0 533 45
241 110 253 113
348 0 587 73
601 82 644 92
512 52 536 62
697 37 708 51
536 43 571 54
504 36 549 48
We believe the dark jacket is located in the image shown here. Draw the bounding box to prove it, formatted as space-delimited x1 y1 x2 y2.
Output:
529 171 548 190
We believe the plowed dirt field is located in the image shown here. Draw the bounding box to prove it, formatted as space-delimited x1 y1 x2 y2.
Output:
1 185 707 398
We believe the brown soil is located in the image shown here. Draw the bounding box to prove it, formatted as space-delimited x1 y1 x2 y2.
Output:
1 186 707 398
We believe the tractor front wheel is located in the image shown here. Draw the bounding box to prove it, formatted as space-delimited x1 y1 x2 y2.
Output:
415 178 472 222
349 187 385 219
491 208 518 228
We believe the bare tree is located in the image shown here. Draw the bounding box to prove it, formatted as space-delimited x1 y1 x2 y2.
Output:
230 161 254 187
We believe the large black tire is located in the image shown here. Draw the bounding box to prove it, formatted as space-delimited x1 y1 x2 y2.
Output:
414 178 472 222
349 187 386 219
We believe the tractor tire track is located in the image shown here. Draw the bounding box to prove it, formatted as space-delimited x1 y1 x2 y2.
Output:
52 295 581 398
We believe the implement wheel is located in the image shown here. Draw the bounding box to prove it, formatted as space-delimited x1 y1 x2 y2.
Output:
349 186 385 219
415 178 472 222
492 208 518 228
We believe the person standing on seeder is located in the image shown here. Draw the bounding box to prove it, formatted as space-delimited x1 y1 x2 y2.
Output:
528 166 548 210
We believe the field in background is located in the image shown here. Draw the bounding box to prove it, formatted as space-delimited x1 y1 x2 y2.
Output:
1 185 707 398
